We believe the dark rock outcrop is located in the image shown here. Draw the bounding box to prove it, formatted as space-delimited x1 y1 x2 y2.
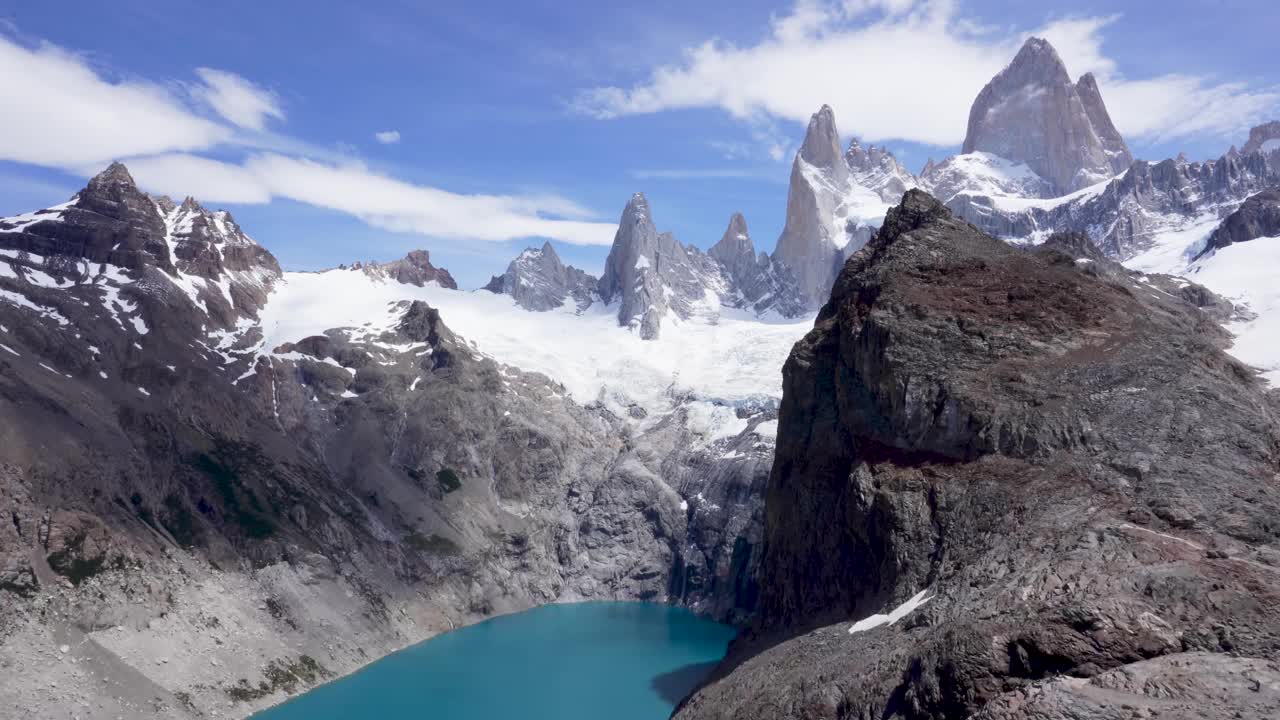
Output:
676 191 1280 720
1198 189 1280 257
349 249 457 289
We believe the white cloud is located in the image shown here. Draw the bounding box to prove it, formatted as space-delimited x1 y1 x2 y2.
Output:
574 0 1280 147
192 67 284 131
120 153 272 204
0 32 615 248
374 130 401 144
0 35 229 167
121 152 617 247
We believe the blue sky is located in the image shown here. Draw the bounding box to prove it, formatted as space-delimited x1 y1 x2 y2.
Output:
1 0 1277 287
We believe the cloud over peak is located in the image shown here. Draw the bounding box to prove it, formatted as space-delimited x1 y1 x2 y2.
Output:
574 0 1280 148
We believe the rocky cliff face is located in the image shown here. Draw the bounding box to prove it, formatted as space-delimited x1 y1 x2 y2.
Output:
0 165 770 718
1199 189 1280 257
483 241 597 311
676 191 1280 720
962 38 1133 196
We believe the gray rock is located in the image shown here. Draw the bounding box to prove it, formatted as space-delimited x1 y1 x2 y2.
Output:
483 241 597 311
845 138 915 203
708 214 804 318
774 106 865 310
947 129 1280 259
962 37 1132 195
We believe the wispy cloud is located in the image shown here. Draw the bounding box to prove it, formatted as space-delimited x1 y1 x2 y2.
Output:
0 35 229 167
0 32 615 248
191 67 285 131
374 130 401 144
123 152 617 246
573 0 1280 146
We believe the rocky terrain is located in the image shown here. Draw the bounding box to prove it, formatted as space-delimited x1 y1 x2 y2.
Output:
676 191 1280 720
0 165 778 718
488 193 804 337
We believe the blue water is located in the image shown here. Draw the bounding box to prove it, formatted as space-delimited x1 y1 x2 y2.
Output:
252 602 736 720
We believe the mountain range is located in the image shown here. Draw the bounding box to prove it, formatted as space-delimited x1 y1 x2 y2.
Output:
1 35 1278 720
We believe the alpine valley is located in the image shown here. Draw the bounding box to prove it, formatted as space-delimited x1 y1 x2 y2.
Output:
2 36 1280 720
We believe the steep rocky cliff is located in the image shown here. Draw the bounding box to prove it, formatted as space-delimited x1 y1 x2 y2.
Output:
677 191 1280 720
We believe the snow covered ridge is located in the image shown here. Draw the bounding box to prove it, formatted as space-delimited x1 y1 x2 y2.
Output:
248 266 814 427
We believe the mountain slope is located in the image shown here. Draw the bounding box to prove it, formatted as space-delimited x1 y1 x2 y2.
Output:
676 191 1280 720
0 165 792 718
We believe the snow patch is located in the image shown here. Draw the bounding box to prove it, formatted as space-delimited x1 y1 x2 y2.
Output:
848 590 932 634
1187 236 1280 386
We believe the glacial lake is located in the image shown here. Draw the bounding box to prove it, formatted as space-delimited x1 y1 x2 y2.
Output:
253 602 736 720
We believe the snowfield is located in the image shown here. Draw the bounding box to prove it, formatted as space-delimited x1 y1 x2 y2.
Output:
254 267 816 424
1126 221 1280 388
1187 237 1280 386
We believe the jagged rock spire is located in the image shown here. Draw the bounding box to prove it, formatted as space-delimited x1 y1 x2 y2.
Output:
798 105 849 184
774 105 857 309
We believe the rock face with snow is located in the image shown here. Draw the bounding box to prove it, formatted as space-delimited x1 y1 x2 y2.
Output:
492 201 807 333
920 151 1054 205
350 249 457 289
676 191 1280 720
845 138 915 202
946 130 1280 258
483 241 597 311
962 37 1132 196
0 163 281 339
774 106 889 310
708 213 805 318
1199 189 1280 257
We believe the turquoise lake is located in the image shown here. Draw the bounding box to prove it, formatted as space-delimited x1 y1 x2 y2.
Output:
252 602 736 719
